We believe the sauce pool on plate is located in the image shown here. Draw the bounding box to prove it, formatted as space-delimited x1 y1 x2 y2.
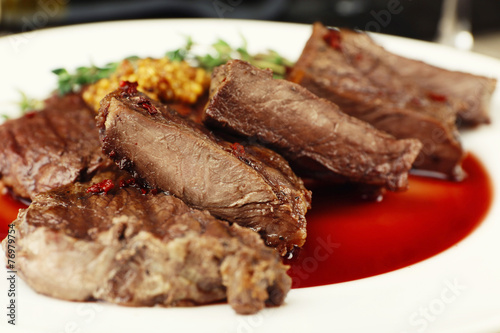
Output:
0 153 493 288
287 153 493 288
0 188 27 240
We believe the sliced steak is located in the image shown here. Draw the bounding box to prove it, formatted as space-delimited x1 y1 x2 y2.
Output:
3 168 291 314
287 22 469 179
0 93 110 199
365 36 496 127
97 83 311 256
205 59 422 191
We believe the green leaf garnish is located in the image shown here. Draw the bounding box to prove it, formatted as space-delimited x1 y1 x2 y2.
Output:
166 35 294 79
18 90 43 113
166 36 194 62
52 62 120 95
51 34 294 97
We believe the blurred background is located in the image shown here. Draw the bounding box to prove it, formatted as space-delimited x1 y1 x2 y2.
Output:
1 0 499 57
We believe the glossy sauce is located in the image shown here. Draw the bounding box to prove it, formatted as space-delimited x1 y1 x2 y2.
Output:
0 187 28 240
287 153 493 288
0 154 493 288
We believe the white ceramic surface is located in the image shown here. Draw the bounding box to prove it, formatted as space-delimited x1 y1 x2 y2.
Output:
0 19 499 333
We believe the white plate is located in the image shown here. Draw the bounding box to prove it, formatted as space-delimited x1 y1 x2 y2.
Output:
1 19 500 333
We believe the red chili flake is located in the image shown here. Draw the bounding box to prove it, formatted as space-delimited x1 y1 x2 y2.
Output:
150 189 158 195
231 142 246 158
137 97 158 115
86 179 115 194
109 150 117 158
119 81 138 96
323 29 343 51
142 103 157 115
25 111 37 118
140 188 147 195
427 92 448 103
119 178 137 188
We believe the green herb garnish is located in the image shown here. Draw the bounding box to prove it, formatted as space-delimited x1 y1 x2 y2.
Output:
165 36 194 62
49 35 293 98
167 36 294 79
52 62 120 95
195 39 236 70
18 90 44 113
1 91 44 121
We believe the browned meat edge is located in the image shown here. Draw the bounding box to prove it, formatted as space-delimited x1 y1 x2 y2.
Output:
0 93 111 199
287 22 469 180
205 59 422 191
2 168 291 314
97 84 311 256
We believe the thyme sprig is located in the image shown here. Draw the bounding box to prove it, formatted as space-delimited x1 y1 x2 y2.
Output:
167 36 294 78
40 36 294 105
1 91 44 121
18 90 44 113
52 62 120 95
165 36 194 62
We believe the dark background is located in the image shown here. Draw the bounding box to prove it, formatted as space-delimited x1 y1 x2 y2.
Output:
1 0 499 42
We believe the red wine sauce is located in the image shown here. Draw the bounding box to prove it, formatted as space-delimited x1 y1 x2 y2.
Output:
287 153 493 288
0 154 493 289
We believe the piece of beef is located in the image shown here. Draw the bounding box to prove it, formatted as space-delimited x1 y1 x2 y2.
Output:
97 83 311 256
0 93 111 199
2 168 291 314
353 33 496 127
205 59 422 191
166 91 208 124
287 22 472 180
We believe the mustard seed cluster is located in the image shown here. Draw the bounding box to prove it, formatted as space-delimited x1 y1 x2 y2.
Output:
83 57 210 111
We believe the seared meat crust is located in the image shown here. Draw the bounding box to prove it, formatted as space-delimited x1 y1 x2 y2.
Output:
205 60 422 191
97 85 311 256
0 93 110 199
2 169 291 314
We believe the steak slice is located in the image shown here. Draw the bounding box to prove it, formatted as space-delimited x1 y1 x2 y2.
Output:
3 168 291 314
0 93 110 199
358 33 496 127
287 22 468 179
205 59 422 191
97 83 311 256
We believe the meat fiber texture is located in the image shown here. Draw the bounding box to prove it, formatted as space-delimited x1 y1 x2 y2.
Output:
97 83 311 257
287 23 494 180
205 59 422 191
0 93 111 199
2 169 291 314
341 28 496 127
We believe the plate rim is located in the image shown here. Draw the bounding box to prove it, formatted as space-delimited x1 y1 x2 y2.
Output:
1 18 499 333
